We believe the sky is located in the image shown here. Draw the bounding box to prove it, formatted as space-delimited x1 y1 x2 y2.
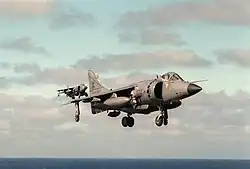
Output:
0 0 250 159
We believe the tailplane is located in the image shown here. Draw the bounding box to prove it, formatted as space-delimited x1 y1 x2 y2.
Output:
88 70 109 97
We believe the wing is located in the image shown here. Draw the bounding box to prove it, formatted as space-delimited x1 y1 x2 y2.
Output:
61 84 136 106
61 97 93 106
91 83 136 100
57 87 74 93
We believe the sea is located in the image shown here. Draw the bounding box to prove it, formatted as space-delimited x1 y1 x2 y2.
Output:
0 158 249 169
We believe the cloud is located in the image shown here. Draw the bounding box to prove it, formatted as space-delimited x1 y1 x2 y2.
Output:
180 90 250 128
0 63 88 87
215 49 250 67
0 1 95 30
117 29 186 46
13 66 87 86
0 77 9 89
49 6 96 30
0 51 211 87
117 0 250 29
0 37 50 55
54 121 88 131
0 0 54 18
13 63 41 73
0 63 11 88
245 125 250 134
0 65 154 90
0 62 11 69
74 51 212 71
1 64 151 87
0 85 249 157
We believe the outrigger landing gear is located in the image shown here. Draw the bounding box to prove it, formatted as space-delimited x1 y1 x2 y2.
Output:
74 101 80 122
121 113 135 128
155 109 168 127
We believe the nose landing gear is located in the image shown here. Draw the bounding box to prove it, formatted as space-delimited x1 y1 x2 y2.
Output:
155 110 168 127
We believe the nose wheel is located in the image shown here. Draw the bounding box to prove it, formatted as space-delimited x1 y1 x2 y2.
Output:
155 110 168 127
121 115 135 127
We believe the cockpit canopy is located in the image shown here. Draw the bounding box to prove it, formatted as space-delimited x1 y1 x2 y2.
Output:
161 72 184 81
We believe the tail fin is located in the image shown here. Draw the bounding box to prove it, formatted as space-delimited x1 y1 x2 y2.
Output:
88 70 109 97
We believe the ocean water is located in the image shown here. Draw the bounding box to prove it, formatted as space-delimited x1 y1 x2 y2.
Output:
0 158 249 169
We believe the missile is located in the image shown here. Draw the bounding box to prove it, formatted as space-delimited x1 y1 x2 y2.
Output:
108 111 121 117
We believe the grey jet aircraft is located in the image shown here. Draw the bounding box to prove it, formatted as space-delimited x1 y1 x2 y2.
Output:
61 70 205 127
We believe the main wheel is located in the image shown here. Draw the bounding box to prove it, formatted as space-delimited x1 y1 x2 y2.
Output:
127 117 135 127
121 117 128 127
155 114 163 127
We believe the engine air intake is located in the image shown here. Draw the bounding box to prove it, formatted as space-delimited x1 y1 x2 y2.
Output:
154 81 163 100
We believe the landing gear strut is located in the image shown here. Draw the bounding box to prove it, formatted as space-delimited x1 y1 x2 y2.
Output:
121 114 135 127
74 102 80 122
155 109 168 127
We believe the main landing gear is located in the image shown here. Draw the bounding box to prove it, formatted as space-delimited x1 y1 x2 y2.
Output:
155 109 168 127
121 114 135 127
74 102 80 122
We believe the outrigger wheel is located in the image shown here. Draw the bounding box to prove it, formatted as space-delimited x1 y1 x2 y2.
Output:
75 115 80 122
74 101 80 123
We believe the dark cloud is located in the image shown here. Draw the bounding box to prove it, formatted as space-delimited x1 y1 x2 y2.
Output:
117 29 186 46
215 49 250 67
49 7 96 30
116 0 250 29
0 85 249 157
0 37 50 55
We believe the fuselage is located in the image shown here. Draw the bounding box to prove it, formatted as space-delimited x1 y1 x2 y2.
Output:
91 75 202 115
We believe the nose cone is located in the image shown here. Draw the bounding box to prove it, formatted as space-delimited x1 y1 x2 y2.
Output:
187 83 202 95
